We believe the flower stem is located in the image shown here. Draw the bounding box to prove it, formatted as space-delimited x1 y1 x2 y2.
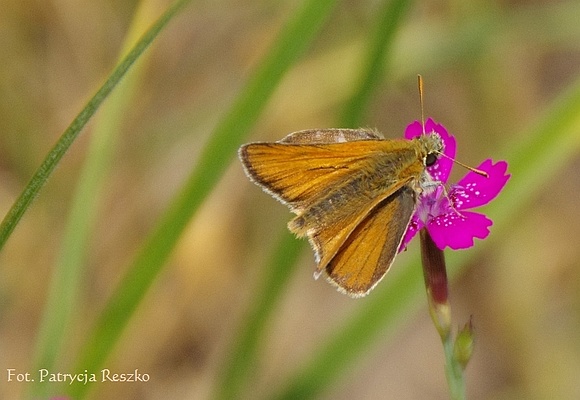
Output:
442 330 466 400
420 228 469 399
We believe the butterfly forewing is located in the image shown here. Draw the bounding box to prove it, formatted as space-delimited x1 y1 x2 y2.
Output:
240 143 370 209
240 129 384 210
239 137 417 211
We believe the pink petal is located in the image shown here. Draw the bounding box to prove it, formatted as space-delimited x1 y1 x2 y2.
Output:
451 159 510 210
398 215 424 252
404 120 424 140
427 211 493 250
404 118 456 183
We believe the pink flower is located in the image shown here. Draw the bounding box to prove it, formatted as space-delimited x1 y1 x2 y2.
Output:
400 118 510 250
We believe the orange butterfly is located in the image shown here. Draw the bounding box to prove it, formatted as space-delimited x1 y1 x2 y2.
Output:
239 128 443 297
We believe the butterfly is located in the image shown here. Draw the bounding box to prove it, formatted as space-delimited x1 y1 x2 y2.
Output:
239 128 443 297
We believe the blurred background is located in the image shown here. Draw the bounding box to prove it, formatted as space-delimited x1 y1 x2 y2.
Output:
1 0 579 399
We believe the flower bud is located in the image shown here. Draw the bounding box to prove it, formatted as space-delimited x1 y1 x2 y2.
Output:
454 317 475 369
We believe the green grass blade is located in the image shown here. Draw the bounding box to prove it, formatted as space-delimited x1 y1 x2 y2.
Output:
0 0 192 253
29 3 161 398
66 0 339 398
340 0 414 128
267 75 580 400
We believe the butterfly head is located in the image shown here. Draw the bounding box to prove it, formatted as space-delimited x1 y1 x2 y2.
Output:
416 132 444 167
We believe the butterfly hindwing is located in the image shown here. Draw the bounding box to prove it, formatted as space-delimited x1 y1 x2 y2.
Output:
324 186 417 297
278 128 383 144
299 176 410 273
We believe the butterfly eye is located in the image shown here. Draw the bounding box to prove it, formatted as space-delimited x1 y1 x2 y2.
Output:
425 153 437 167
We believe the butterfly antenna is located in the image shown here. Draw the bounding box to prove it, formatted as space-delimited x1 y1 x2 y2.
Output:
436 151 489 178
418 75 426 135
418 74 488 178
